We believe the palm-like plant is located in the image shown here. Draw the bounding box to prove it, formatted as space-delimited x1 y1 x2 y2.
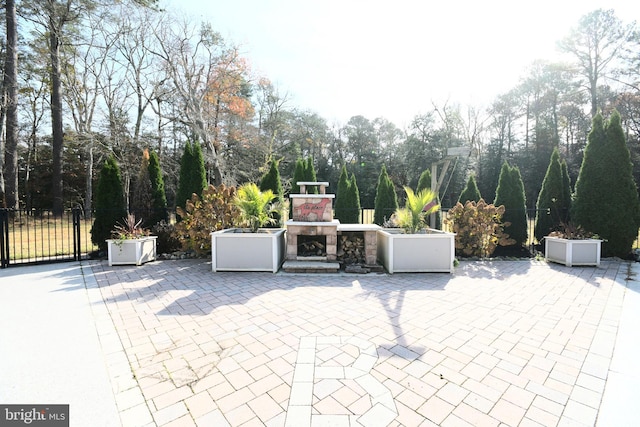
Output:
233 183 278 232
394 187 440 234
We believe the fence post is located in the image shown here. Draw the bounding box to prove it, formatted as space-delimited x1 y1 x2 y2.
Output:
72 208 81 261
0 209 9 268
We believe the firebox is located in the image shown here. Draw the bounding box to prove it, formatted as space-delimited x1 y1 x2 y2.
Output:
297 235 327 258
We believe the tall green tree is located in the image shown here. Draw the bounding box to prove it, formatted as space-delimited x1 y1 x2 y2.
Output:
304 156 317 181
91 156 126 251
416 169 432 193
494 162 528 247
291 158 305 194
176 141 206 210
334 165 350 222
535 148 571 241
304 156 318 193
346 173 361 224
458 175 482 204
148 150 168 226
373 165 397 225
259 159 284 226
572 110 640 257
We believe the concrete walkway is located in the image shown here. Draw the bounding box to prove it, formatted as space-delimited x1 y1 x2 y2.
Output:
0 263 125 426
1 259 639 426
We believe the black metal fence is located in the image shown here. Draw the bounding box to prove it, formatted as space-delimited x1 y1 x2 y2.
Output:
0 208 95 268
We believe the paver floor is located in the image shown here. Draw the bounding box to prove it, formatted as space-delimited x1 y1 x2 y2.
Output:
83 258 638 426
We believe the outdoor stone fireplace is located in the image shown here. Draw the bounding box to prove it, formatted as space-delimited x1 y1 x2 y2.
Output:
286 182 339 261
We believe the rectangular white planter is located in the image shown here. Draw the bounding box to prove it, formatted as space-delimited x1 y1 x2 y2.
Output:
545 236 602 267
106 236 157 266
377 229 455 273
211 228 286 273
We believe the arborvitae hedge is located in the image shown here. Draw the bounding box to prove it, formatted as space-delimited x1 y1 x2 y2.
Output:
373 165 397 225
334 165 361 224
304 156 318 193
416 169 432 193
148 150 168 226
259 160 284 227
191 141 207 195
291 158 305 194
534 148 570 241
494 162 527 246
334 165 350 222
346 173 361 224
176 141 206 210
458 175 482 204
572 110 640 257
91 156 127 251
176 141 193 210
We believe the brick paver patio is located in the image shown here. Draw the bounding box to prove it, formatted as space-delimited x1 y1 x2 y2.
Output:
85 259 634 426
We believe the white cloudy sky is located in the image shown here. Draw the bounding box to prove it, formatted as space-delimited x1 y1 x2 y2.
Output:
163 0 639 127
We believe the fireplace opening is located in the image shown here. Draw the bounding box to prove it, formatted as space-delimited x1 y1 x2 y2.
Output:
298 235 327 258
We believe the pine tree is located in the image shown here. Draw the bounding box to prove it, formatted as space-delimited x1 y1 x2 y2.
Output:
534 148 570 241
148 150 168 226
573 110 640 257
495 162 528 246
458 175 482 204
91 156 127 251
334 165 350 222
259 160 284 227
346 173 361 224
374 165 398 225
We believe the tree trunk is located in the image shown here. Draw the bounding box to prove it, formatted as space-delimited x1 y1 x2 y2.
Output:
49 18 65 215
3 0 18 209
590 78 598 118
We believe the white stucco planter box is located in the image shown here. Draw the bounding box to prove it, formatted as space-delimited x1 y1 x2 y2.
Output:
106 236 157 266
377 228 455 273
211 228 286 272
545 236 602 267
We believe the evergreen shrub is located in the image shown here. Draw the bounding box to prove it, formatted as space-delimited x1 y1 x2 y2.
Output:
494 162 527 246
572 111 640 257
374 165 398 225
91 156 127 251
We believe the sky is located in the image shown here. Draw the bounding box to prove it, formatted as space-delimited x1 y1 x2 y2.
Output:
162 0 640 128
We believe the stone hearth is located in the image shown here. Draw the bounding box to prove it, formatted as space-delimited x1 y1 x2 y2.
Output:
285 220 339 261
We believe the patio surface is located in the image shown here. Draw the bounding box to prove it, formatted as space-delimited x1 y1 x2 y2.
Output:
1 258 640 426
